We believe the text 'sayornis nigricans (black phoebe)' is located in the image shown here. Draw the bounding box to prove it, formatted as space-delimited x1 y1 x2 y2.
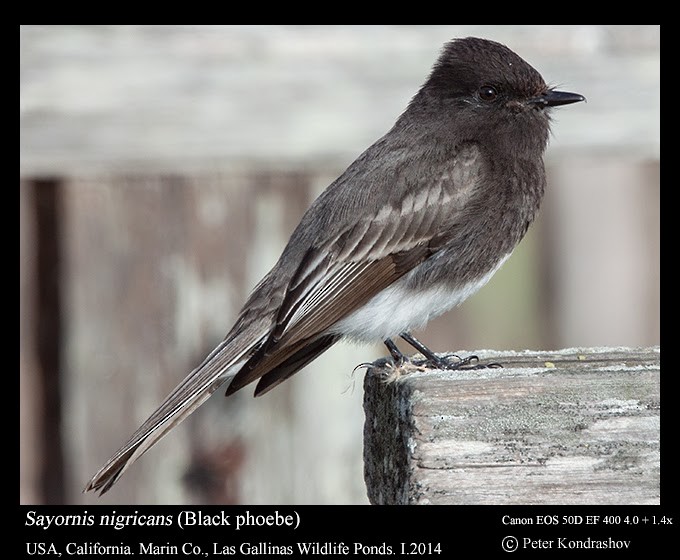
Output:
85 37 584 494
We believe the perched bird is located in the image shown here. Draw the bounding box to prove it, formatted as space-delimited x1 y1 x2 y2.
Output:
85 37 584 494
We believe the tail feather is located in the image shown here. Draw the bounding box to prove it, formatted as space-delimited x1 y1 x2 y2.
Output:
84 334 263 495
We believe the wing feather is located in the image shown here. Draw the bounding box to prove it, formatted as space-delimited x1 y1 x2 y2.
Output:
227 142 485 395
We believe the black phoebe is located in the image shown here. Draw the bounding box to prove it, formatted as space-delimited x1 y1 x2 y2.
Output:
85 37 584 494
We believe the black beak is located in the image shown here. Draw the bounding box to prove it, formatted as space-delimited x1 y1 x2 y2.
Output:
531 90 585 108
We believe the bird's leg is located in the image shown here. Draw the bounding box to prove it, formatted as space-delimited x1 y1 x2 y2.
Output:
398 332 452 369
383 338 407 366
399 332 500 370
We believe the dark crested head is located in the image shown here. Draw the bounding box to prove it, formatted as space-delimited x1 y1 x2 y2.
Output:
407 37 584 152
425 37 548 101
418 37 584 113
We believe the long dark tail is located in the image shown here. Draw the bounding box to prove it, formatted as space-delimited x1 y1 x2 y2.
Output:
83 333 262 495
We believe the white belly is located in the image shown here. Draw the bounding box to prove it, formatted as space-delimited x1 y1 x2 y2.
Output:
330 253 510 342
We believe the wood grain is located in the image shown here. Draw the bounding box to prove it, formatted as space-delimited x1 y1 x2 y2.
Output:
363 347 660 504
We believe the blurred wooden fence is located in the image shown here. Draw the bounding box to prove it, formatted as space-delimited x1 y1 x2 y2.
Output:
21 169 372 504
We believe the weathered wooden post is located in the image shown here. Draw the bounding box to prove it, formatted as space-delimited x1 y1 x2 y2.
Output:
363 347 660 504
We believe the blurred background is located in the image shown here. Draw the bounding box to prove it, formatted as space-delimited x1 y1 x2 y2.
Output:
20 25 659 505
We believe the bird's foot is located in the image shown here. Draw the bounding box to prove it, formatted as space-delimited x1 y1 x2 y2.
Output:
390 332 503 371
412 352 502 370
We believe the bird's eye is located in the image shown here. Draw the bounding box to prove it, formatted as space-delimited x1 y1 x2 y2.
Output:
478 85 498 102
